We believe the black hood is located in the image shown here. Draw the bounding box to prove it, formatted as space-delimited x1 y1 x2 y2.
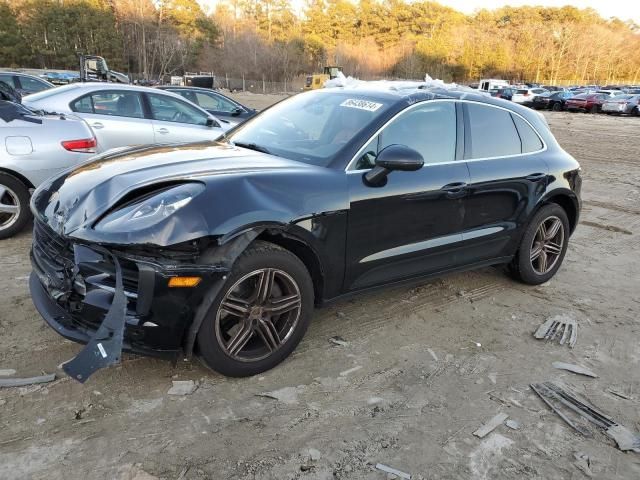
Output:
32 142 348 246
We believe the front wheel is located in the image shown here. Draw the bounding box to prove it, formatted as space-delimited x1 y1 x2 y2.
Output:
197 241 314 377
551 102 562 112
590 105 599 114
509 204 570 285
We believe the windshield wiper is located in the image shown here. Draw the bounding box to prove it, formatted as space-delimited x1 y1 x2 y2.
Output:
232 141 271 155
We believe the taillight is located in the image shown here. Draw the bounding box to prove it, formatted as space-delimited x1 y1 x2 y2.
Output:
61 138 97 153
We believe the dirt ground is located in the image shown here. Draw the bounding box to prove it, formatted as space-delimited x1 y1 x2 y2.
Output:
1 101 639 479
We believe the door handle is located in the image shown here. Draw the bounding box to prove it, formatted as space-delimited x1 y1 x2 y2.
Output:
91 122 104 129
526 173 547 181
440 182 468 193
157 128 169 134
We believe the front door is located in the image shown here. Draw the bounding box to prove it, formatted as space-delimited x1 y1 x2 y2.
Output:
145 92 223 144
344 101 471 291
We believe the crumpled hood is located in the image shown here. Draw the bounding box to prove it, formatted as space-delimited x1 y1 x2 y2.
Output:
32 141 348 246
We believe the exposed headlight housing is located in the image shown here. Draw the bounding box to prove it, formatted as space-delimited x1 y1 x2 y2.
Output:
95 183 205 232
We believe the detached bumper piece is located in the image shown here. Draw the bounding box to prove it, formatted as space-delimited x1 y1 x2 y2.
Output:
63 246 127 383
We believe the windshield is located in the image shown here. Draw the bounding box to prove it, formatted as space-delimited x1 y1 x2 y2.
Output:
226 90 393 167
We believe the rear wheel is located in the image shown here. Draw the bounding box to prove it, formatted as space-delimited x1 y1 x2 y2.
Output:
590 105 599 114
197 241 314 377
551 102 562 112
0 173 31 240
509 204 570 285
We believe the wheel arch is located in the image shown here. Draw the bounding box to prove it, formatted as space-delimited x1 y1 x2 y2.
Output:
0 167 35 190
543 193 579 234
255 229 325 306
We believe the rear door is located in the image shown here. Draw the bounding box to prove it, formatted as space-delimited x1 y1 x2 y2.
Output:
145 92 223 144
345 101 471 290
460 102 548 262
70 90 154 151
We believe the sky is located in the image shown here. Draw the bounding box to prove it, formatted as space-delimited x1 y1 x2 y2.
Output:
436 0 640 23
199 0 640 24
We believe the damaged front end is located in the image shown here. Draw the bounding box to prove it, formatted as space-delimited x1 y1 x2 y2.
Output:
30 219 256 383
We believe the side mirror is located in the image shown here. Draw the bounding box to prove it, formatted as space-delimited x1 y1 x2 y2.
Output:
231 107 244 117
206 117 219 128
363 144 424 187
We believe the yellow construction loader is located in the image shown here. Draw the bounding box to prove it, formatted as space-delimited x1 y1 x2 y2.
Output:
303 66 343 90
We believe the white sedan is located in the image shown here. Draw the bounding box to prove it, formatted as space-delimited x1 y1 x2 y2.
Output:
23 83 230 152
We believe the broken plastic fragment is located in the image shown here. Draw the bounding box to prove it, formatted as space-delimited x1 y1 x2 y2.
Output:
534 314 577 347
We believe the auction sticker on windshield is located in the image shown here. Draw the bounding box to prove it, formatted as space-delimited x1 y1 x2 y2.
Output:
340 99 383 112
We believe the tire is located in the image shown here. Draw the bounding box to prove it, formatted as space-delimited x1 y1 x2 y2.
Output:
551 102 561 112
633 107 640 117
509 204 570 285
0 173 31 240
197 241 314 377
590 105 599 114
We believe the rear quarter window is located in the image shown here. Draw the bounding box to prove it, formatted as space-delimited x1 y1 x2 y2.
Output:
511 114 544 153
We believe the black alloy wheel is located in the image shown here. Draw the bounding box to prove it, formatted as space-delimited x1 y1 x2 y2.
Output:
197 241 314 377
509 204 570 285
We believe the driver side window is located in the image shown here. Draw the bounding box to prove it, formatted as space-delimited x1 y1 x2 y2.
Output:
353 102 457 170
147 93 209 125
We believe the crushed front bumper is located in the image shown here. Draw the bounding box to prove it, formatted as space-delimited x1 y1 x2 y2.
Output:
29 220 229 382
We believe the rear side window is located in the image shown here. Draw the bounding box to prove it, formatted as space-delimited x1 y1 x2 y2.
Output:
511 114 543 153
71 91 144 118
465 103 520 158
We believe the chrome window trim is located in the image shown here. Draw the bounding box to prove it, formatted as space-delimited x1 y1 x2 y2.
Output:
345 98 548 173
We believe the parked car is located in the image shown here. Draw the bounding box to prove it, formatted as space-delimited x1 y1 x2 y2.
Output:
29 86 582 381
477 78 510 92
596 90 625 98
601 94 640 115
0 72 53 96
0 100 97 239
23 83 229 152
539 91 575 111
566 93 609 113
512 87 548 106
41 71 80 85
157 86 257 126
541 86 566 92
494 87 517 101
531 91 553 109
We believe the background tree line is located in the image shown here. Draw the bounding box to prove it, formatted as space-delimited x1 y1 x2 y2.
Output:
1 0 639 85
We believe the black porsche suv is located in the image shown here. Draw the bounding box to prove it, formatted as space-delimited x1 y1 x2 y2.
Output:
29 85 581 382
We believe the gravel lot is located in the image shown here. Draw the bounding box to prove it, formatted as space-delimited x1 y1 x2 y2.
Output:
1 101 639 480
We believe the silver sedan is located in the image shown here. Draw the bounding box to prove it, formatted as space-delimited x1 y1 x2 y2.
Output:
1 101 97 238
23 83 229 152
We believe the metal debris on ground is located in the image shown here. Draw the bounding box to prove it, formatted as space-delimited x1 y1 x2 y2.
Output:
505 419 521 430
552 362 598 378
473 412 509 438
606 388 634 401
534 314 577 347
0 373 56 388
375 463 411 479
328 336 349 347
573 452 593 477
167 380 198 396
531 382 640 452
